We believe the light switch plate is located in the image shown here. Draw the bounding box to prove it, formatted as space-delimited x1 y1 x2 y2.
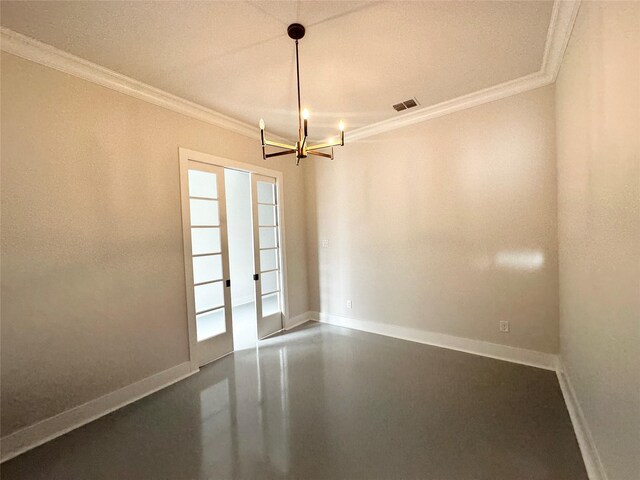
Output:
499 321 510 333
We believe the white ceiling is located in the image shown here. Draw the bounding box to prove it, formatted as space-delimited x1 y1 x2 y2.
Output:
1 1 554 140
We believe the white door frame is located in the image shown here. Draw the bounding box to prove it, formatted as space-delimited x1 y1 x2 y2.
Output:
179 147 291 371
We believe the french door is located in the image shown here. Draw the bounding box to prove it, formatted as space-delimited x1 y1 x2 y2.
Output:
252 174 284 339
181 160 234 366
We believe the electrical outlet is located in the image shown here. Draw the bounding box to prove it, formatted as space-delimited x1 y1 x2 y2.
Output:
346 300 352 309
321 239 329 248
499 321 510 333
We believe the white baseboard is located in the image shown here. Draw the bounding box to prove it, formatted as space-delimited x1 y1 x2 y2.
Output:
556 360 608 480
314 311 558 371
0 361 196 463
284 311 315 330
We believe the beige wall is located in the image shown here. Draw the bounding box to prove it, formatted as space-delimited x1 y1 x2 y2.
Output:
0 52 309 436
4 3 638 469
305 85 559 353
556 2 640 479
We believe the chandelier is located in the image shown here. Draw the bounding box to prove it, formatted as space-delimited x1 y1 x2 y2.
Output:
260 23 345 166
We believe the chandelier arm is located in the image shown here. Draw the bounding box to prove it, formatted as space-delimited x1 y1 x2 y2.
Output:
307 139 342 151
264 139 297 150
265 149 297 159
308 150 333 159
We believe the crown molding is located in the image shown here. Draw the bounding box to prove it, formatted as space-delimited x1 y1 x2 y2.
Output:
346 70 553 141
347 0 581 142
541 0 582 81
0 27 260 140
1 0 581 143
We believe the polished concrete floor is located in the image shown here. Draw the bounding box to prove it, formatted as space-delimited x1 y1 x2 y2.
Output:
2 322 588 479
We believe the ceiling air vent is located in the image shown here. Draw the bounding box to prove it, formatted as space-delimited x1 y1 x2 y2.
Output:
393 98 419 112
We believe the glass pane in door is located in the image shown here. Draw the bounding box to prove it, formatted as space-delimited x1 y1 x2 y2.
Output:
256 179 282 324
262 292 280 317
259 227 278 249
191 228 221 255
259 248 278 271
190 199 220 226
188 170 218 198
188 168 227 340
258 204 277 226
261 270 279 294
196 308 226 341
257 182 275 204
192 254 223 284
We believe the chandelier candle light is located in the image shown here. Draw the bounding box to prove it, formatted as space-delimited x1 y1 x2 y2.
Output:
259 23 345 166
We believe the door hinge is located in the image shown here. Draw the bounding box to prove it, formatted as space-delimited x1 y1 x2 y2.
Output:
253 274 259 281
225 279 231 287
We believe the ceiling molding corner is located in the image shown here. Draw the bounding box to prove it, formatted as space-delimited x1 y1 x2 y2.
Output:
0 27 260 140
347 0 581 142
541 0 582 81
